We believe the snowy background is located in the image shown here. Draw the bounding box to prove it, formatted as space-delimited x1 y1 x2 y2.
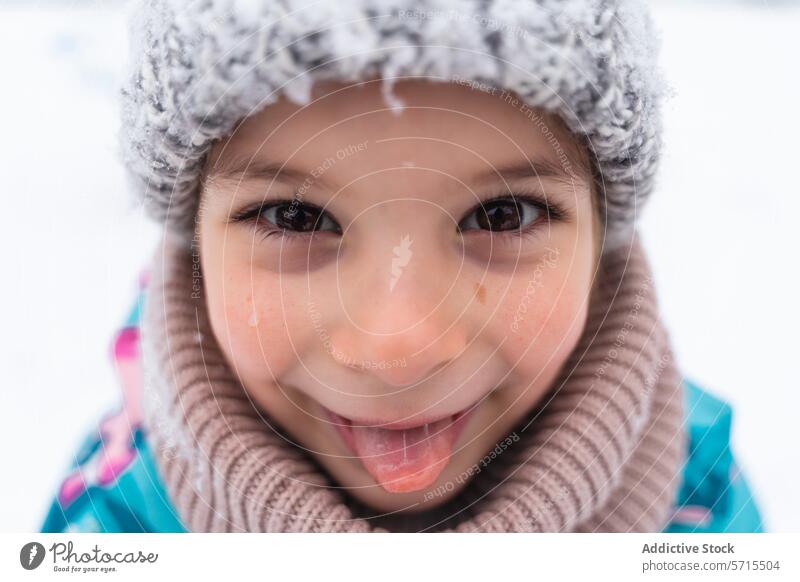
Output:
1 0 799 532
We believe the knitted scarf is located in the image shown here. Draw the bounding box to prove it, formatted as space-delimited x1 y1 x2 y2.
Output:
140 231 685 532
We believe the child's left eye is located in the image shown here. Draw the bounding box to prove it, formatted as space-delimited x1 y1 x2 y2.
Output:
459 196 544 233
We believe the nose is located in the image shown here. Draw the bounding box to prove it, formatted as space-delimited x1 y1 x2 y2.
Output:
327 238 469 388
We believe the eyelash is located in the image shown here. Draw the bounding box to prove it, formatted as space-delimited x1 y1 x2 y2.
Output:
460 189 569 241
229 189 569 243
229 199 336 243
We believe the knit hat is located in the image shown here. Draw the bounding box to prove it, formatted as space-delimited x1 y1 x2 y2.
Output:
120 0 666 253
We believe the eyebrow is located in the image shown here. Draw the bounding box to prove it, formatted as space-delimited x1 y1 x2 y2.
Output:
472 158 581 186
207 155 584 193
205 156 334 190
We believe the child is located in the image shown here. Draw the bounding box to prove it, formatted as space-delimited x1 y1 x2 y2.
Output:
42 0 763 533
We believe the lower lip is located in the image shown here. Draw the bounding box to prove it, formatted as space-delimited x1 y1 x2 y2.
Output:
323 405 478 457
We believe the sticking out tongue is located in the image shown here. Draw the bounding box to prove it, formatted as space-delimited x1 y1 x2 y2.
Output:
349 416 460 493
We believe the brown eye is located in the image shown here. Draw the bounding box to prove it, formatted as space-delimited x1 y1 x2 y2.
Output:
460 197 542 232
262 202 340 233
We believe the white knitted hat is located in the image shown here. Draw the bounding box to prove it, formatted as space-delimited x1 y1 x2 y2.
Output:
120 0 666 252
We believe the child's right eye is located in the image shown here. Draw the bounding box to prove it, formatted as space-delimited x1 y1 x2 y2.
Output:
231 200 342 238
261 202 340 233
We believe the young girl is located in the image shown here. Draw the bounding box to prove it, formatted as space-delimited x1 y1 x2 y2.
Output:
43 0 763 533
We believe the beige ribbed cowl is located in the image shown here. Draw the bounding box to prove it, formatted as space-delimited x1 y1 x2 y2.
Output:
140 231 685 532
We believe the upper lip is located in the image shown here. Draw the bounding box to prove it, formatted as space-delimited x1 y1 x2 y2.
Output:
324 402 477 431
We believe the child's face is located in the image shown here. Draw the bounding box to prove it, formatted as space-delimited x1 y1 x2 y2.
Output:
198 79 597 512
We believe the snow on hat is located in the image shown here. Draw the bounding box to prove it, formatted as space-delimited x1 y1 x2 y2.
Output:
120 0 666 253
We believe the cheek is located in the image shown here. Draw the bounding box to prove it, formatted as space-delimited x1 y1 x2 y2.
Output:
490 251 592 383
201 244 308 384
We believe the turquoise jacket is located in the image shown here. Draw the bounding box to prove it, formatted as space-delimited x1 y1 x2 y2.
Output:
41 277 766 533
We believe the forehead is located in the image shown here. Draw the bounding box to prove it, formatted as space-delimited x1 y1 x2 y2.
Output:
206 79 588 184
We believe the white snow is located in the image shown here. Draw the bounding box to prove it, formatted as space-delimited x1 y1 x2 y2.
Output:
642 0 800 533
0 0 798 532
0 4 160 531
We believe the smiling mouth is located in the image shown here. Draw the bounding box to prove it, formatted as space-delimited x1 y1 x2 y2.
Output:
322 404 478 494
